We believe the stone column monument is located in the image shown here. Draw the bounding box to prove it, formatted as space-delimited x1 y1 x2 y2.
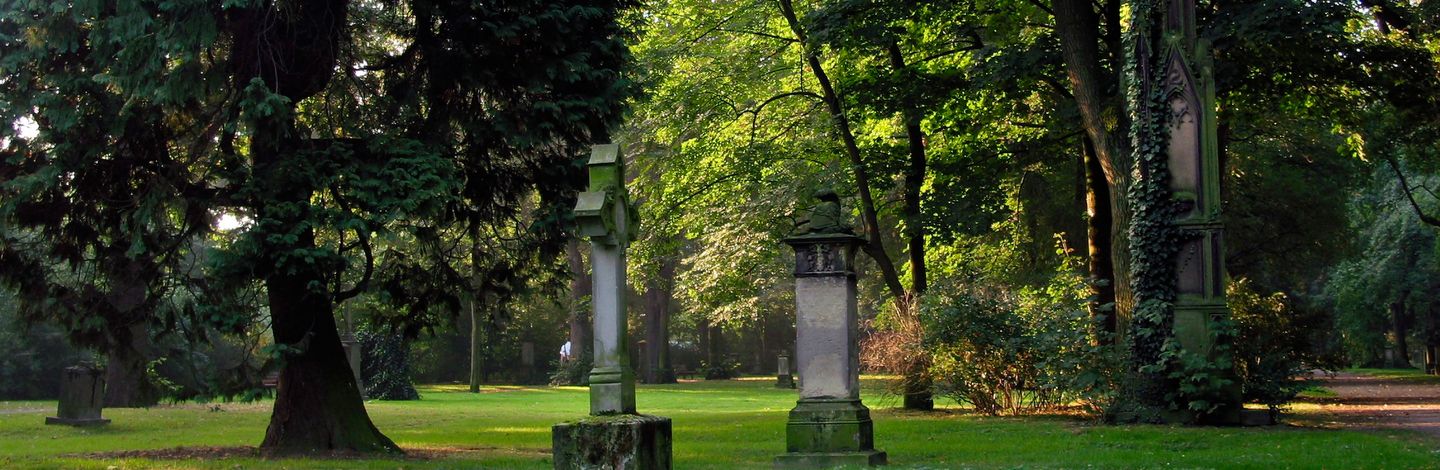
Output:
46 364 110 426
774 189 885 467
1151 0 1241 424
552 144 672 469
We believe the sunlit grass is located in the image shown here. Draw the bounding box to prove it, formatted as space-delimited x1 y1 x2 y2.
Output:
0 376 1435 469
1349 368 1440 384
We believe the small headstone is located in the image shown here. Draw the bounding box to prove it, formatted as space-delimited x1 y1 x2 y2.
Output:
46 364 110 427
775 352 795 389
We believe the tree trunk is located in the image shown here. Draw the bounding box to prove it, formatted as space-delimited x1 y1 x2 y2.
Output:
104 323 157 408
643 258 676 384
468 293 483 393
1083 136 1117 337
566 239 592 361
261 254 396 453
229 0 397 453
1052 0 1135 322
888 42 928 297
1391 300 1412 367
778 0 906 301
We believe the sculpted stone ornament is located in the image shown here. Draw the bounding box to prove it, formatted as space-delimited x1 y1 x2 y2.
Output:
793 188 854 236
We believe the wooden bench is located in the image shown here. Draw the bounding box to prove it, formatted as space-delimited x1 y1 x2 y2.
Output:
673 367 697 379
261 371 281 388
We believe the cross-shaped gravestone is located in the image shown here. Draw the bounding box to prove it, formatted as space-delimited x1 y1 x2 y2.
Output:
552 144 671 469
572 143 638 414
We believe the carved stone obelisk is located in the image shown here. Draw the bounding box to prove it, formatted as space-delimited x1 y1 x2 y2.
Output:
775 189 885 467
1130 0 1241 424
552 144 672 469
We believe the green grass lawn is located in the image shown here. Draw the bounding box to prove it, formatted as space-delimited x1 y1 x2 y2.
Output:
1348 368 1440 384
2 377 1437 469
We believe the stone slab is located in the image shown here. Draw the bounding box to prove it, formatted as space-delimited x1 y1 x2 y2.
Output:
794 276 859 400
552 414 671 470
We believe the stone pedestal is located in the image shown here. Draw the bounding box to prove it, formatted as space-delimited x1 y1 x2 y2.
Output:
552 414 672 470
46 364 109 427
776 353 795 389
775 234 884 467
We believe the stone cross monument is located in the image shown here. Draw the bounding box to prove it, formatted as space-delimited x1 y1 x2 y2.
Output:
775 189 885 467
552 144 672 469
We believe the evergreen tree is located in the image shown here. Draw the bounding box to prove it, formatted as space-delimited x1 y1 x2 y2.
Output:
1 0 636 452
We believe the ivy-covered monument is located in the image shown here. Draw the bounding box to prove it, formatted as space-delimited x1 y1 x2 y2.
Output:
552 145 672 469
1121 0 1242 424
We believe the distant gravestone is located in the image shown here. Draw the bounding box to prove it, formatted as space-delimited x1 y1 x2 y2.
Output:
775 352 795 389
341 332 364 396
775 189 885 467
46 364 110 427
552 144 672 469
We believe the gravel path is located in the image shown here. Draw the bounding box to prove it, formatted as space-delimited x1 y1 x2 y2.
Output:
1310 371 1440 438
0 407 46 415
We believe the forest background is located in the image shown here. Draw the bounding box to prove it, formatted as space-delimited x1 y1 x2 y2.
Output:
1 0 1438 439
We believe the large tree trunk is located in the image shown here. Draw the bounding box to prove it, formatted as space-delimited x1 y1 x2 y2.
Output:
1052 0 1135 322
566 239 592 361
260 248 396 453
643 258 676 384
1391 300 1412 368
104 323 157 408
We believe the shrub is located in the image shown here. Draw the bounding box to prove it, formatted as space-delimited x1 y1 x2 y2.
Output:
1229 279 1319 418
701 356 740 380
549 354 591 386
920 272 1113 415
359 331 420 400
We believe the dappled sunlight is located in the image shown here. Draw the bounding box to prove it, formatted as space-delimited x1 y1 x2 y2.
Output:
416 384 579 394
481 427 550 434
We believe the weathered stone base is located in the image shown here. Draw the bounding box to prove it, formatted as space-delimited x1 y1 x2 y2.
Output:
776 398 884 467
45 417 109 426
774 450 887 468
552 414 671 470
776 374 796 389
